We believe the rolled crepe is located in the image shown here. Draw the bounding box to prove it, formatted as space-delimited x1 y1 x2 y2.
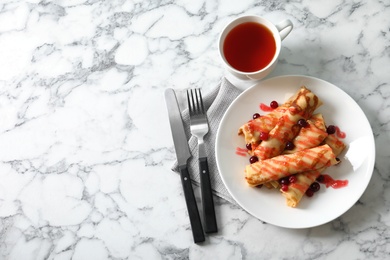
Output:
282 170 323 207
283 114 328 154
238 106 286 149
245 144 337 186
281 135 346 207
266 113 328 189
323 133 346 156
253 87 322 160
238 86 320 150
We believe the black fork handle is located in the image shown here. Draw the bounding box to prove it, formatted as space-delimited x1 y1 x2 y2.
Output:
179 165 205 243
199 157 218 233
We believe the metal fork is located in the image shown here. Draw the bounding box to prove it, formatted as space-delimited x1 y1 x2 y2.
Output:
187 88 218 234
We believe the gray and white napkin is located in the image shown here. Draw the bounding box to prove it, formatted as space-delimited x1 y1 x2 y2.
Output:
171 77 242 204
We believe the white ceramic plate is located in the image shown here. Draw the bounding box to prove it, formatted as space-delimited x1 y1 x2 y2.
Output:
215 75 375 229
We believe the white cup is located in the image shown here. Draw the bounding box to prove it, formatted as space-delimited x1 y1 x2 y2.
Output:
218 15 293 81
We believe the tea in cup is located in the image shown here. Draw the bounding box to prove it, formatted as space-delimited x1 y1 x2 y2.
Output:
218 15 293 80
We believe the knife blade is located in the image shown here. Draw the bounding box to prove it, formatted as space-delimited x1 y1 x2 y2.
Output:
164 88 205 244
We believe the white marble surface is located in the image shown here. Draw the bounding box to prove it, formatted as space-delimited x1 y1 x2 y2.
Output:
0 0 389 259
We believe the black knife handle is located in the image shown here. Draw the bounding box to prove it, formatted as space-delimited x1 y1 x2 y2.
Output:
179 165 205 243
199 157 218 233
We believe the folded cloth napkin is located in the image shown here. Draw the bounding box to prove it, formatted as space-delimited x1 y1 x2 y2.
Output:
171 77 243 205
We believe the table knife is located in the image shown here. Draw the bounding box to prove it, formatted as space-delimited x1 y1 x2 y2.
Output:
164 88 205 244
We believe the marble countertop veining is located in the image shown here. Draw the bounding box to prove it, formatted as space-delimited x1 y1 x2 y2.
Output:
0 0 389 259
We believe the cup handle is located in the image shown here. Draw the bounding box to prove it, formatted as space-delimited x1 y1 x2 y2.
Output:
275 19 293 40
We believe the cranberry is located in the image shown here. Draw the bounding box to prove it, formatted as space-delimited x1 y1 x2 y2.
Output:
246 143 252 150
249 156 258 164
285 141 295 150
279 177 290 185
297 119 309 128
281 184 289 192
270 100 279 109
306 189 314 197
259 132 269 141
256 184 263 188
253 113 261 119
316 175 324 183
289 175 297 183
310 182 320 192
327 125 336 134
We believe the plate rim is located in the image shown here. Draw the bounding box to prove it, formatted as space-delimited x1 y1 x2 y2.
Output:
215 74 376 229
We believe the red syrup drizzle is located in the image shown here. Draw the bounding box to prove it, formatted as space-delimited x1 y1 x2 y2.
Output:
335 126 346 139
259 103 273 112
318 174 348 189
235 147 248 156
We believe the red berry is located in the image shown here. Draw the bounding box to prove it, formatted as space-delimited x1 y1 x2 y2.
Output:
289 175 297 183
270 101 278 109
327 125 336 134
285 141 295 150
259 132 269 141
249 156 258 164
246 143 252 150
279 177 290 185
310 182 320 192
281 184 289 192
253 113 261 119
297 119 309 128
256 184 263 188
306 189 314 197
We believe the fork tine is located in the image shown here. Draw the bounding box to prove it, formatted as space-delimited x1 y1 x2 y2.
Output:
196 89 205 114
194 89 199 114
188 88 205 115
193 89 199 114
188 88 202 115
187 89 194 115
194 89 201 114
